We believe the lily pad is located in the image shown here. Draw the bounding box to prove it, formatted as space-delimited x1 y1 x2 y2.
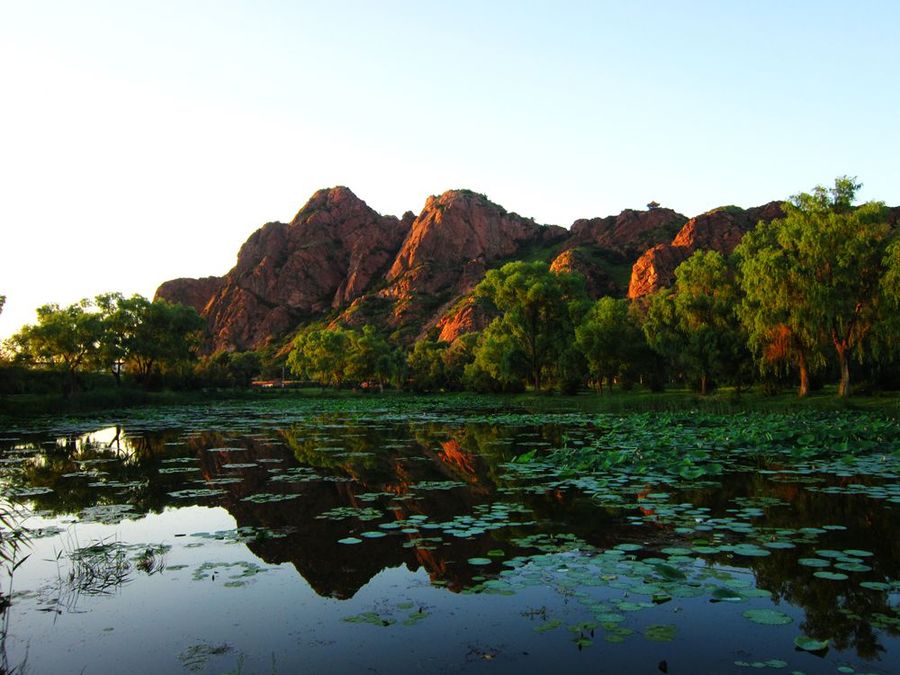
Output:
793 635 829 652
643 624 677 642
742 609 793 626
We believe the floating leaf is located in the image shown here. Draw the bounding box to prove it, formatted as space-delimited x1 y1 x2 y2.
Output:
793 635 828 652
742 609 793 626
643 624 677 642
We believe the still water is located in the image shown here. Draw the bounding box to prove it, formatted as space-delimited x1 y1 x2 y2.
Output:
1 398 898 674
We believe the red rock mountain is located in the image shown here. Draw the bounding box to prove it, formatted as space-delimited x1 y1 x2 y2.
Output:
383 190 567 315
549 248 619 298
334 189 568 339
156 187 410 351
155 276 222 315
155 187 811 351
567 207 687 256
628 202 784 298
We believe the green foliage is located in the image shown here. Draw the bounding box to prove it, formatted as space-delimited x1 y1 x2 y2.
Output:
642 251 746 394
4 294 204 393
0 294 5 316
408 334 478 392
473 261 589 391
407 339 448 392
576 297 647 392
287 325 355 388
347 325 400 389
736 176 894 397
6 299 104 393
113 296 205 384
195 351 262 387
288 325 400 389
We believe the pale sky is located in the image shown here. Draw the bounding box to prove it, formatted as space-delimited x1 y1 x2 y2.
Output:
2 1 899 338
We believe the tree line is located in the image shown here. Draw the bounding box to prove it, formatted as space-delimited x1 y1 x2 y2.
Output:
287 177 900 398
3 177 899 398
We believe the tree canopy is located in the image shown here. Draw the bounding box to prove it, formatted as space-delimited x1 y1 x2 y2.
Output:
736 177 893 396
473 261 589 391
5 294 204 392
575 297 646 392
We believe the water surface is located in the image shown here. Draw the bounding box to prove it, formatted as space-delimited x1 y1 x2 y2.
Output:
1 398 899 674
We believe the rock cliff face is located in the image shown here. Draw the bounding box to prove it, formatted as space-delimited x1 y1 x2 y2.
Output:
628 202 784 298
432 297 494 343
382 189 567 326
549 248 620 299
154 276 223 314
567 207 687 256
158 185 859 352
160 187 410 351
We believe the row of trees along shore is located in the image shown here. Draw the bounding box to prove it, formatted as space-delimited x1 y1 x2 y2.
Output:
290 178 900 398
3 177 900 399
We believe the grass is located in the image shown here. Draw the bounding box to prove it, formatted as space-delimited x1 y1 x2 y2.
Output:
2 381 899 421
508 385 900 415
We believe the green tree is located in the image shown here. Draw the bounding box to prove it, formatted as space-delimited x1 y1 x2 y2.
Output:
348 325 398 390
473 261 589 391
575 297 646 393
195 350 262 387
736 177 892 397
406 339 449 392
442 333 478 390
642 250 744 395
287 326 355 388
0 295 5 316
95 292 128 384
463 321 526 392
7 300 104 393
121 297 204 383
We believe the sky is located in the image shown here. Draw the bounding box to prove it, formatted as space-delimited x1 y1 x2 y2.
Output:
1 1 899 338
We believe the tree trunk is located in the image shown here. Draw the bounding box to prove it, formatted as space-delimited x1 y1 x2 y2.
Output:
797 350 810 398
700 373 708 396
837 346 850 397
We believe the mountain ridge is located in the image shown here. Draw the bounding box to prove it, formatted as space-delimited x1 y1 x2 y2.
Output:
155 186 791 351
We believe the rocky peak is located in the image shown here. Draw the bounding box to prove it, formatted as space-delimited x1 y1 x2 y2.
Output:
384 189 567 322
156 186 411 352
568 207 687 256
628 201 785 299
154 276 223 314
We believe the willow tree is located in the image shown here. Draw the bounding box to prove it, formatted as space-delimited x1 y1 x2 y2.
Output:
736 177 891 397
6 300 103 393
287 326 356 388
473 261 588 391
641 250 744 395
575 297 646 393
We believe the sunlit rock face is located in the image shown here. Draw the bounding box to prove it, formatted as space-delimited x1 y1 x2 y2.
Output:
628 201 784 299
156 185 847 350
154 276 223 314
380 189 568 329
549 248 620 299
567 207 687 258
155 187 410 351
430 296 494 343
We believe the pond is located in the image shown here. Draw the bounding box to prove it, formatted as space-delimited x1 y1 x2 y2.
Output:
1 397 899 674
